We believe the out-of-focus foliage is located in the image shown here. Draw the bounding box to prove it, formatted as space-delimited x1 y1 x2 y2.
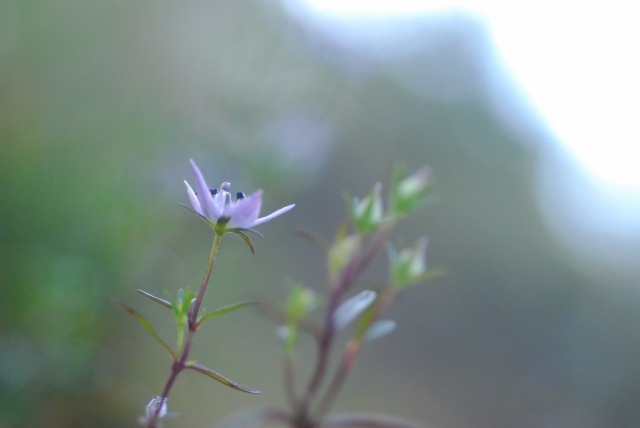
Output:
1 1 640 428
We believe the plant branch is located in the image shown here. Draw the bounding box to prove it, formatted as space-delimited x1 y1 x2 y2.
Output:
147 235 222 428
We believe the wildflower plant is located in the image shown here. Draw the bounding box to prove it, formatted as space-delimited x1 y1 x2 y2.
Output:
119 159 294 428
221 164 441 428
121 159 439 427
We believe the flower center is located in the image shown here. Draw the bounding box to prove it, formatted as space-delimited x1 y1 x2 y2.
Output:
208 183 245 204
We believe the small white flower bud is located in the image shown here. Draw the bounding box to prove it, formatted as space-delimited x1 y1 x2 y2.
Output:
146 396 168 422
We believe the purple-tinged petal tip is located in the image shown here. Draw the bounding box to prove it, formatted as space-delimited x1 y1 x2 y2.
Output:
250 203 295 228
226 190 263 229
184 180 203 215
189 160 221 220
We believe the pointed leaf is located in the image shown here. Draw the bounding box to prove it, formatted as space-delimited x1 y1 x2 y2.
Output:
364 320 396 342
137 289 172 309
231 230 255 254
180 203 217 231
334 290 377 330
295 228 328 252
114 300 176 360
185 363 261 394
197 300 262 326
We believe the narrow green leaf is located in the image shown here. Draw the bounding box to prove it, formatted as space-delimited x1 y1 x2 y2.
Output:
180 203 218 231
294 228 328 252
197 301 262 327
185 363 261 394
114 300 177 360
137 289 173 309
232 230 255 254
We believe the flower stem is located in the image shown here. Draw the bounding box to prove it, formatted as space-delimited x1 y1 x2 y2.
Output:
313 340 360 420
190 233 222 328
147 234 222 428
292 226 391 427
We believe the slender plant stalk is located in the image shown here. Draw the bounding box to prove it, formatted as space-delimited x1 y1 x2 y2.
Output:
293 227 391 427
190 233 222 327
284 355 298 409
313 341 360 420
147 234 223 428
314 290 397 421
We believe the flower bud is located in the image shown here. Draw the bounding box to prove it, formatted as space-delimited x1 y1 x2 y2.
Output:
328 234 361 283
146 396 168 422
286 286 317 322
351 183 384 234
391 237 429 287
391 166 431 216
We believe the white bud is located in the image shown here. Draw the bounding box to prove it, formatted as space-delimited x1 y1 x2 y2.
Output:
146 396 168 422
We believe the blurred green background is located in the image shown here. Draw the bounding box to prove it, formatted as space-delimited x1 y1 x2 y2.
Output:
2 1 640 427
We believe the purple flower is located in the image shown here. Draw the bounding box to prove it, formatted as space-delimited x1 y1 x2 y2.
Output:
184 159 295 231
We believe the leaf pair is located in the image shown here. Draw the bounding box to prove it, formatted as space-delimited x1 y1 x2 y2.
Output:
115 293 262 394
137 288 259 329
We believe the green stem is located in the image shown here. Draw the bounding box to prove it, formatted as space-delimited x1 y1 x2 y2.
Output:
190 233 222 327
147 234 222 428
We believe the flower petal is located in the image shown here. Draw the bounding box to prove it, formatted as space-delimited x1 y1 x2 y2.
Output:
227 190 262 229
184 180 203 216
190 159 221 220
250 203 295 228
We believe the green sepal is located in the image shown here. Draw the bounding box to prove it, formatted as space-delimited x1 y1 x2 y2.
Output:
197 300 262 327
185 362 261 394
137 289 173 309
114 300 177 361
393 267 446 290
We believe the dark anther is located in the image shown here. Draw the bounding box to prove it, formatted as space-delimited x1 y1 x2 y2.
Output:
236 192 245 200
210 188 218 196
